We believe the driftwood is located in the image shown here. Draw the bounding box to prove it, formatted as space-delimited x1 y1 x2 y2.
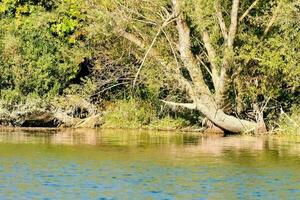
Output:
0 111 102 128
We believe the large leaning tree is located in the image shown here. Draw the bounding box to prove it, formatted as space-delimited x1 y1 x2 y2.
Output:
86 0 299 133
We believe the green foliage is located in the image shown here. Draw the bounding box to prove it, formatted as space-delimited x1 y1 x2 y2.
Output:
64 78 97 100
278 106 300 135
150 116 190 130
102 99 157 129
102 99 189 129
0 0 89 105
236 0 300 120
0 0 299 130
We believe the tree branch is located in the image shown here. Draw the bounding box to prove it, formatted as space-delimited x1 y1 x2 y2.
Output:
161 100 197 110
172 0 211 95
228 0 240 48
215 0 240 108
202 31 219 90
264 3 281 37
119 30 146 49
215 0 228 41
132 13 175 90
239 0 259 22
118 29 196 99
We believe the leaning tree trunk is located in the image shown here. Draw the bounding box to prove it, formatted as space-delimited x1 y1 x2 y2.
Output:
169 0 258 133
116 0 262 133
163 95 257 133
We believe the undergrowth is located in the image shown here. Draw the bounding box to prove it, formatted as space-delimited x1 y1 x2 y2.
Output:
102 99 190 129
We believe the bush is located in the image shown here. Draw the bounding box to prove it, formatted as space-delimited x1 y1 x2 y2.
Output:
278 107 300 135
102 99 156 129
0 0 89 105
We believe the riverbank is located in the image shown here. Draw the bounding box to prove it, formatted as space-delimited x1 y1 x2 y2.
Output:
0 99 205 132
1 125 299 138
1 115 298 135
0 126 208 136
1 98 299 135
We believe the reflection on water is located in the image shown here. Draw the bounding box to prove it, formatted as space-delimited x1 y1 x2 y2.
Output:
0 129 300 199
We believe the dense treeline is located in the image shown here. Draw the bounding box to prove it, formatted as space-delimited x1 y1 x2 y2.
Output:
0 0 299 133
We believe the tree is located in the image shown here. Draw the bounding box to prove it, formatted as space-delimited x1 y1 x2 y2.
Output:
85 0 300 133
1 0 299 131
0 0 89 102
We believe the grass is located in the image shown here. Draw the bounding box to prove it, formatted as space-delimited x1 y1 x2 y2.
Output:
102 99 190 130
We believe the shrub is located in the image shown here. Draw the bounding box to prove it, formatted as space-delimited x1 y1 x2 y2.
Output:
102 99 190 129
278 107 300 135
102 99 156 129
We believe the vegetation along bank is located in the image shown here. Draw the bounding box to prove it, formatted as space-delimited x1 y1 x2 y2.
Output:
0 0 299 134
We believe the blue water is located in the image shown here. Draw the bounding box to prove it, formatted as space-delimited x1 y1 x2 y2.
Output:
0 129 299 199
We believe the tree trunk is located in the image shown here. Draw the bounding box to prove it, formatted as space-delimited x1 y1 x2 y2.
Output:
118 0 263 134
163 94 258 133
203 118 225 134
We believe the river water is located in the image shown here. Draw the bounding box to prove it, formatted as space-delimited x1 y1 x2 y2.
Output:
0 129 299 199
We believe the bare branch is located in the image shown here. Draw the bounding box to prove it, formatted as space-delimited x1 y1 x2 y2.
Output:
214 0 240 108
119 29 196 100
119 30 146 49
161 100 197 110
202 31 219 89
96 82 129 95
280 107 300 128
197 56 213 78
132 13 175 89
162 29 180 69
264 3 281 37
239 0 259 22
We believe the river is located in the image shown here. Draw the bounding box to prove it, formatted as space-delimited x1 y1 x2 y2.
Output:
0 129 299 199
